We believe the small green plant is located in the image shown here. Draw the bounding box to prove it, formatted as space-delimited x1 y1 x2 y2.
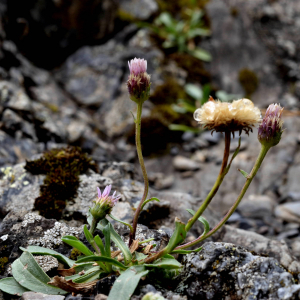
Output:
0 59 284 300
142 9 211 62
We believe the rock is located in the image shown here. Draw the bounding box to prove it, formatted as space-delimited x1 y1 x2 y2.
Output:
114 223 169 252
176 242 300 300
237 194 276 219
275 202 300 224
65 172 113 218
21 292 65 300
148 173 174 190
118 0 158 20
217 225 300 274
173 156 201 171
0 130 45 166
202 0 284 107
33 255 59 273
0 211 82 275
201 131 222 144
0 163 44 217
0 81 32 112
3 0 118 69
95 295 107 300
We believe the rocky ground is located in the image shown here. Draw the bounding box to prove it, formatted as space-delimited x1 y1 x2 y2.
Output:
1 0 300 299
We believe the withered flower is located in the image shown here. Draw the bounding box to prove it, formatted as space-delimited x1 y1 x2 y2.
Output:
194 97 261 135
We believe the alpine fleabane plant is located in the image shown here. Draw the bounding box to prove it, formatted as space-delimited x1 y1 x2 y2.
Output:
0 56 285 300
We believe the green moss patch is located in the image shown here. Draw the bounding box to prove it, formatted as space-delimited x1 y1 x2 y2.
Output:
238 68 259 98
25 147 97 219
0 257 9 275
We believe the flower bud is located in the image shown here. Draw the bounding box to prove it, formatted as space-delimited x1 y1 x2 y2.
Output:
127 58 151 104
90 185 121 221
258 103 284 147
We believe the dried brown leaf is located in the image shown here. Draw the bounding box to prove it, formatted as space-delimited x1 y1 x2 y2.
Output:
129 240 139 254
142 244 153 255
111 250 121 259
57 267 76 276
48 276 97 293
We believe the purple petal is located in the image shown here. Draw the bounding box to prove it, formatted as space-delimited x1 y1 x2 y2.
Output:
97 187 101 198
102 185 112 198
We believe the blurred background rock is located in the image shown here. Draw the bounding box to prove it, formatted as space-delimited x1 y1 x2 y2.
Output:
1 0 300 260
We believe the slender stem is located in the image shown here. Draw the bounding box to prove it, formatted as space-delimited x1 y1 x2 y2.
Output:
89 218 97 235
175 144 270 250
185 130 231 232
129 102 149 246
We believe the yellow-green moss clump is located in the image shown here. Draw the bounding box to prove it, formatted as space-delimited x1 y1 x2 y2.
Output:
238 68 259 98
150 78 185 105
0 257 8 275
69 248 83 260
171 53 211 83
25 147 97 219
157 0 210 15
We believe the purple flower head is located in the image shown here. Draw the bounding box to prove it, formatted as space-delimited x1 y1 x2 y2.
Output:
91 185 121 221
128 58 147 76
127 58 151 104
258 103 284 147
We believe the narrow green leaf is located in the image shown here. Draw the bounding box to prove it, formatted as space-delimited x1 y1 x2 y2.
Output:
185 83 203 100
94 235 106 256
133 252 147 262
144 258 182 269
141 197 161 210
107 266 149 300
165 218 186 253
138 238 154 245
73 262 95 273
104 224 111 257
97 219 132 265
109 214 133 232
20 246 75 268
83 224 94 245
12 252 67 295
158 12 174 29
72 268 102 283
76 256 127 270
66 266 101 282
162 254 175 259
186 209 210 235
61 236 94 256
238 169 249 178
190 48 212 62
0 277 29 296
169 124 199 133
83 225 100 254
171 246 202 254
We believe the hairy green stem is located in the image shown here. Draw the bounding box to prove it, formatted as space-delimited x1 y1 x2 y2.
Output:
129 102 149 246
89 218 98 235
175 144 270 250
185 130 231 232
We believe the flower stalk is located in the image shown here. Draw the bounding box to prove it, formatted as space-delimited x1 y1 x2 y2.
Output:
185 130 231 232
175 143 270 250
127 58 151 246
129 101 149 245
